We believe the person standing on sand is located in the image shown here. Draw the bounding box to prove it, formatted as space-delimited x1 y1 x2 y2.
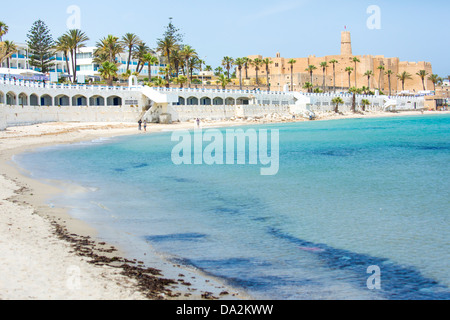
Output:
143 120 147 132
196 118 200 128
138 119 142 131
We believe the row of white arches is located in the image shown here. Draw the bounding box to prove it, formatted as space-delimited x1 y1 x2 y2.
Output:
0 90 123 107
177 96 251 106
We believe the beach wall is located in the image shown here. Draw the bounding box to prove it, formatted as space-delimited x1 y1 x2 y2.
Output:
0 104 142 129
169 104 292 122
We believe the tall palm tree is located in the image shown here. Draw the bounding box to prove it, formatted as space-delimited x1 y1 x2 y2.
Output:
262 58 273 91
305 65 317 86
157 36 177 85
320 61 328 92
222 56 234 79
345 66 353 89
142 53 158 81
234 58 245 90
416 70 428 91
120 33 142 72
329 59 339 93
428 74 440 92
364 70 374 90
0 21 8 41
377 65 385 91
181 45 197 86
331 97 344 113
397 71 412 91
352 57 360 87
288 59 297 91
54 35 72 80
242 57 250 80
348 86 359 113
385 69 394 96
98 61 118 86
252 58 263 86
66 29 89 83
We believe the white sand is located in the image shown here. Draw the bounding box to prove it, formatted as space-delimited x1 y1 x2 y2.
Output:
0 111 447 300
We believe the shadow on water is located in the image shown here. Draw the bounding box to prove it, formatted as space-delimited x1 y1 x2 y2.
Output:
267 227 450 300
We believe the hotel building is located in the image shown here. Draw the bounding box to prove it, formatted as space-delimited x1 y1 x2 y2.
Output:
1 43 164 83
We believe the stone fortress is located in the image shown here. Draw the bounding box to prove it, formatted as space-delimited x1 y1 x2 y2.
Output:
247 31 434 94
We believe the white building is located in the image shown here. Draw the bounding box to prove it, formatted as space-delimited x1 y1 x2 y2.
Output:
1 43 164 83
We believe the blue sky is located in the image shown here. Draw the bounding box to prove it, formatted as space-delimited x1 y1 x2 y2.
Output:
2 0 449 76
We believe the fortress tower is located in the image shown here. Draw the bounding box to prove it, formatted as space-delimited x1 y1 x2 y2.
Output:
341 31 352 56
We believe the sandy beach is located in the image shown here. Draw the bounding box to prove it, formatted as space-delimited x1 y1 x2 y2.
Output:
0 110 448 300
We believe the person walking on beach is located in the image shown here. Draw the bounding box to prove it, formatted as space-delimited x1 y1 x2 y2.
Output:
138 119 142 131
143 120 147 132
196 118 200 128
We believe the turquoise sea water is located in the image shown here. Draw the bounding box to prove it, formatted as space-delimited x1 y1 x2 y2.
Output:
16 115 450 300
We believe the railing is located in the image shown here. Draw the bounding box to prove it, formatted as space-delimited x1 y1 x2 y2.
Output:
150 86 289 96
0 79 140 92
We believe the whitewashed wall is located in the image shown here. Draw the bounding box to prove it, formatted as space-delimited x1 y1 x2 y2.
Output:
0 104 142 130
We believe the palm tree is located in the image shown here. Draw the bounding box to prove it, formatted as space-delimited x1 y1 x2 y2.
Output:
120 33 142 72
329 59 339 93
361 99 370 112
242 57 250 80
331 97 344 113
262 58 273 91
428 74 440 92
2 40 17 69
303 82 313 93
222 56 234 79
181 46 197 86
288 59 297 91
157 35 178 85
54 35 72 80
218 73 231 89
377 65 385 91
134 43 151 74
142 53 158 82
345 67 353 89
214 66 224 76
95 35 122 64
252 58 263 86
352 57 360 87
234 58 245 90
416 70 429 91
385 69 394 96
99 61 118 86
0 21 8 41
348 87 359 113
305 65 317 86
397 71 412 91
66 29 89 83
187 56 202 83
174 75 188 88
364 70 374 90
320 61 328 92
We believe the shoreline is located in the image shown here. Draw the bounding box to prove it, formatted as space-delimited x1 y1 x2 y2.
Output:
0 110 448 300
